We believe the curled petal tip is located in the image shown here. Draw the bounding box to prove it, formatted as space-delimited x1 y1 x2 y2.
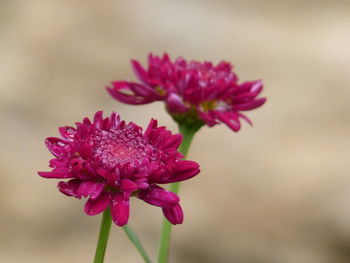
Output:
162 204 184 225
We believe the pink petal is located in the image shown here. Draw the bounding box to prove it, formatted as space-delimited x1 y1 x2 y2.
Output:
161 133 182 149
109 112 121 129
58 126 76 141
110 193 130 226
57 179 81 197
164 160 200 183
106 82 154 105
120 179 137 191
97 168 118 187
84 192 111 216
138 185 180 208
198 111 218 127
236 80 263 95
38 169 72 179
162 203 184 225
129 82 159 99
45 137 72 157
144 118 158 139
77 181 105 200
215 111 241 131
131 59 149 85
166 93 188 113
237 112 253 126
232 98 266 111
93 111 104 129
120 179 138 198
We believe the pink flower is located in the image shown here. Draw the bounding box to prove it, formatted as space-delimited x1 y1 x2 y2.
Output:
107 53 266 132
38 111 200 226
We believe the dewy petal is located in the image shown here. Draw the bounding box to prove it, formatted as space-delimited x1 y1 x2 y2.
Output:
162 203 184 225
57 179 81 197
110 193 130 226
120 179 138 198
45 137 72 157
58 126 76 141
84 192 111 216
77 181 105 200
138 185 180 208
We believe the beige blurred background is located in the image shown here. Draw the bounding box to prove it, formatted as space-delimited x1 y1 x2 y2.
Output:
1 0 350 262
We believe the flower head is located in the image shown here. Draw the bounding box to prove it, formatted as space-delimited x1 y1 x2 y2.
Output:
38 111 200 226
107 53 266 132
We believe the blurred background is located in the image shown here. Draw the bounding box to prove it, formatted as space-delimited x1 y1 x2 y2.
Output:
1 0 350 262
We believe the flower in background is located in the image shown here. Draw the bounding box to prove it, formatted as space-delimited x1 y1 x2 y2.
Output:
107 53 266 132
38 111 200 226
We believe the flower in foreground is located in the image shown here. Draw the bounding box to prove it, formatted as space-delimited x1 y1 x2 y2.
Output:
38 111 200 226
107 53 266 132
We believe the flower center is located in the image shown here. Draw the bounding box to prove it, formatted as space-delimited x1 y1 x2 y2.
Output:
92 125 155 169
200 100 217 111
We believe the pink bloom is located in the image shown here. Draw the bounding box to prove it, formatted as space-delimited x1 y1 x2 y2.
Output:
107 53 266 132
38 111 200 226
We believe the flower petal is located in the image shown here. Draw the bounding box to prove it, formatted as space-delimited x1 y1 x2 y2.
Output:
198 111 218 127
129 82 160 99
93 111 104 129
163 160 200 183
120 179 138 198
57 179 81 197
58 126 76 141
161 133 182 149
84 192 111 216
97 168 118 187
166 93 189 113
38 168 72 179
138 185 180 208
131 59 149 85
77 181 105 200
106 81 155 105
237 112 253 126
144 118 158 139
162 203 184 225
215 111 241 131
110 193 130 226
45 137 72 157
232 98 266 111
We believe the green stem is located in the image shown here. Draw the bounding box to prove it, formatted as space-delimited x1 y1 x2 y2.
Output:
157 124 197 263
123 225 153 263
94 208 112 263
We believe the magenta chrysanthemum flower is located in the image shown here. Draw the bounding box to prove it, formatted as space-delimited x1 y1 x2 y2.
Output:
38 111 200 226
107 53 266 132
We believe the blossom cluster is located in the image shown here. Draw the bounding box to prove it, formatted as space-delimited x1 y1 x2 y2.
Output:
39 53 265 227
